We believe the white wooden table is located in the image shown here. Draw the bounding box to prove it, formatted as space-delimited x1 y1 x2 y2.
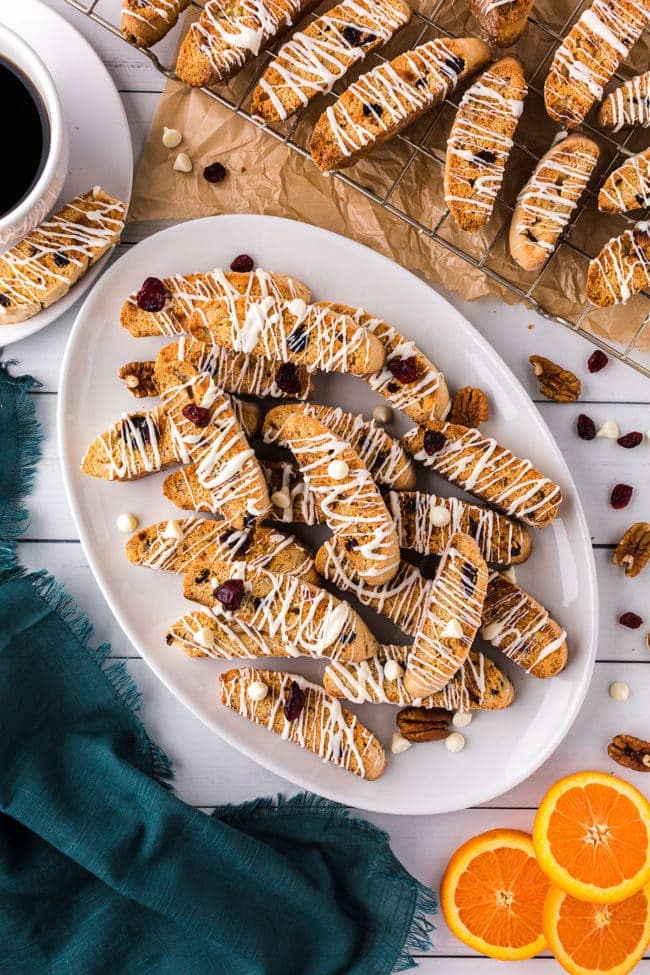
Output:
13 4 650 970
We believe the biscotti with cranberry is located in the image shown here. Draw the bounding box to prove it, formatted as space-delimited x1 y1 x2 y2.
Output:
120 269 310 338
598 148 650 213
166 608 306 660
402 419 562 528
0 188 125 326
309 36 491 172
598 70 650 130
586 221 650 306
251 0 411 122
121 0 190 47
220 668 386 779
469 0 534 46
445 56 527 232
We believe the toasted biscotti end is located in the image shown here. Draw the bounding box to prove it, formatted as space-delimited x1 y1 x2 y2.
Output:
403 532 488 699
597 71 650 130
80 406 173 481
121 0 189 46
445 56 527 233
402 419 563 530
188 297 386 376
598 148 650 214
510 134 600 271
184 558 378 661
119 270 312 338
163 465 214 511
309 36 492 172
166 608 293 660
469 0 534 46
586 221 650 307
387 490 533 565
126 518 317 583
220 667 386 779
262 403 416 490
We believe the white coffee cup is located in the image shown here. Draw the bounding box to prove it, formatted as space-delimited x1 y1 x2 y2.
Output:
0 24 69 252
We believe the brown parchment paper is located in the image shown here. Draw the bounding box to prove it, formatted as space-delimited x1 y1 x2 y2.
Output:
128 0 650 355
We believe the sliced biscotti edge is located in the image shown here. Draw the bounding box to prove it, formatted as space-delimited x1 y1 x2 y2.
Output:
469 0 534 46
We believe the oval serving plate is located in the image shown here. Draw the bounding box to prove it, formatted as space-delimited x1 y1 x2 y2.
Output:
58 214 597 815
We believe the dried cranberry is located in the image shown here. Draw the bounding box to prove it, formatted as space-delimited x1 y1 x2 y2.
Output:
423 430 447 455
284 680 305 721
214 579 245 611
54 252 70 267
610 483 633 509
587 349 608 373
0 294 9 307
475 149 496 164
617 431 643 448
619 611 643 629
230 254 254 273
343 25 362 45
182 403 211 427
137 276 167 312
123 414 152 445
203 162 227 183
577 414 596 440
287 324 308 353
387 355 419 384
274 362 302 395
363 102 383 117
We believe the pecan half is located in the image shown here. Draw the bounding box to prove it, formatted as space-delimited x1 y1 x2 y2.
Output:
396 706 450 742
118 360 157 399
613 522 650 578
529 356 581 403
608 734 650 772
448 386 489 427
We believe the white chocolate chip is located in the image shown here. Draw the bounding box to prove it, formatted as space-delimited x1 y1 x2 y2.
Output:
609 681 629 702
247 680 269 702
372 405 393 425
429 505 451 528
597 420 620 439
195 627 214 650
173 152 193 173
452 711 472 728
643 755 650 768
384 659 405 681
124 373 140 389
271 489 291 509
162 520 183 540
442 619 463 639
445 731 466 753
328 459 349 480
502 566 517 584
162 126 182 148
391 732 412 754
481 622 500 641
116 512 138 533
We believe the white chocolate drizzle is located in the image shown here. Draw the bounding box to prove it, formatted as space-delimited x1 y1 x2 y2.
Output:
601 70 650 130
588 220 650 305
261 461 320 525
168 609 292 659
599 148 650 212
482 570 567 673
122 0 187 29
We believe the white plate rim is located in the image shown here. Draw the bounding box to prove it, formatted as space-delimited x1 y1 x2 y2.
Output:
0 0 133 346
58 213 599 815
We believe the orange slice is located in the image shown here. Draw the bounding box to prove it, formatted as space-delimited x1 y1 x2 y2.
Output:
533 771 650 904
543 883 650 975
440 828 550 960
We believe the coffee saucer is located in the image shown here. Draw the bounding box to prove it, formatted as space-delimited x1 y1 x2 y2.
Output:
0 0 133 346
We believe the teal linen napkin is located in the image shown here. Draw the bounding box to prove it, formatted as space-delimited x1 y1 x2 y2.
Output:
0 362 435 975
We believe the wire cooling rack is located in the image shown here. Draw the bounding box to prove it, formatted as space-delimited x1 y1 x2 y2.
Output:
65 0 650 376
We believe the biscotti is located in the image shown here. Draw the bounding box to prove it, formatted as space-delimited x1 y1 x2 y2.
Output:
220 668 386 779
120 268 310 338
0 188 125 326
175 0 319 87
598 148 650 213
544 0 650 128
188 296 386 375
445 56 527 232
121 0 190 47
481 570 568 678
309 37 491 172
262 460 320 525
586 221 650 306
126 517 317 582
598 70 650 129
469 0 535 46
315 302 450 422
261 407 400 584
263 403 416 489
251 0 411 122
167 608 295 659
510 134 600 271
388 489 532 564
402 533 488 699
402 419 562 529
324 646 514 712
185 559 377 661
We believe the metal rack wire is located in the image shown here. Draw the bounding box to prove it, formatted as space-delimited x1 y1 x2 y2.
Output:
65 0 650 376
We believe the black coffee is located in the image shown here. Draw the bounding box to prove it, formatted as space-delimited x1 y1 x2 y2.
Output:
0 56 50 217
